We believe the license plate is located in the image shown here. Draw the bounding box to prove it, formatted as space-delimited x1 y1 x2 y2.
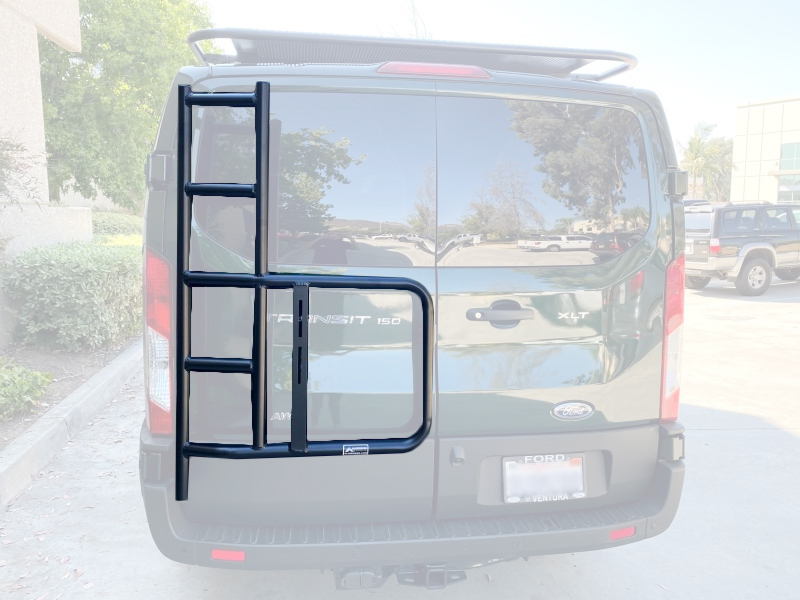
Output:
685 269 702 276
685 242 693 255
502 454 586 503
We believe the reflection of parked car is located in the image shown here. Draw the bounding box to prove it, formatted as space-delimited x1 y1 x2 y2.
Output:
397 233 423 242
437 232 479 257
589 232 643 259
371 233 394 239
520 234 593 252
684 203 800 295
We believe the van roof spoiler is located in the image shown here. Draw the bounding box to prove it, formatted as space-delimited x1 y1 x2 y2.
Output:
187 28 637 82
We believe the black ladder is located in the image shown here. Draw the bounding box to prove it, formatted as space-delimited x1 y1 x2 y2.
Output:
175 83 433 501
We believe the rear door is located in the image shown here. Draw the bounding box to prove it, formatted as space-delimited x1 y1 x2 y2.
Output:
757 206 800 267
187 82 439 524
433 88 663 518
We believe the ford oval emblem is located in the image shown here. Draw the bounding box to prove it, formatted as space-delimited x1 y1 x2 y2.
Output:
551 402 594 421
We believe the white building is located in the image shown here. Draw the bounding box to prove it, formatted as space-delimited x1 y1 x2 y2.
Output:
730 97 800 205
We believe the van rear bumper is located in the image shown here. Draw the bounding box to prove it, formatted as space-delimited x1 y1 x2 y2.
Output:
140 457 684 570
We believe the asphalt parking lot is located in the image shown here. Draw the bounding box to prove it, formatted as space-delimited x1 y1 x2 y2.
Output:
1 277 798 599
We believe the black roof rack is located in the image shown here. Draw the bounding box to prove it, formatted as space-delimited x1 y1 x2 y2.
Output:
187 28 636 82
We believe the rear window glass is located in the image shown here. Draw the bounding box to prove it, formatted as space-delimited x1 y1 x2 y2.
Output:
436 97 650 267
760 207 793 231
192 93 437 269
721 209 757 233
685 213 713 233
191 92 650 269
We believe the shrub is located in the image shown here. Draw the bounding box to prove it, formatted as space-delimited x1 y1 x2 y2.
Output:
2 242 142 351
95 233 143 247
92 212 143 236
0 359 52 420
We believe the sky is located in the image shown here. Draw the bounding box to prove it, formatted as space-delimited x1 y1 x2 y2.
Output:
202 0 800 153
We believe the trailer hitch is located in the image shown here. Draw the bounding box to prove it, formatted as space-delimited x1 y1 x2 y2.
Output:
396 564 467 589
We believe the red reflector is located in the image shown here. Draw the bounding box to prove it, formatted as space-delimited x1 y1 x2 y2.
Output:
211 549 245 562
609 526 636 541
377 62 491 78
148 400 171 435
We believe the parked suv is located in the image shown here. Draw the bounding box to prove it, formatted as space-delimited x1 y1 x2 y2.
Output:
140 29 687 589
684 203 800 295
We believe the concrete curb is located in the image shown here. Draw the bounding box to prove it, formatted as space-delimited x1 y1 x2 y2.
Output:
0 338 143 508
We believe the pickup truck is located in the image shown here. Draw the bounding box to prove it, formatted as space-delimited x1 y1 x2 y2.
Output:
519 234 593 252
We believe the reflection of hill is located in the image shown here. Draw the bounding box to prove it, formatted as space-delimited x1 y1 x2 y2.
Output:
328 218 409 233
281 240 414 267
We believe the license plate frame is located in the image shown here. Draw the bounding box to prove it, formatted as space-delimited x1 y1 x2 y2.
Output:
502 453 586 504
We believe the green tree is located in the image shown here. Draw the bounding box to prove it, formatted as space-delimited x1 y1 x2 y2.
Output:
278 127 363 233
508 101 647 232
679 124 733 203
203 104 363 234
619 206 648 230
38 0 212 208
407 163 436 239
461 162 544 239
553 217 576 234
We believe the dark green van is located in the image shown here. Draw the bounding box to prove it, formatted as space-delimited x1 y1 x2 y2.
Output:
140 29 687 589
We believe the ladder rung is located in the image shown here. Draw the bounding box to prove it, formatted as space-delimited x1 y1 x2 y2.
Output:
184 271 260 288
185 183 256 198
184 91 256 107
185 357 253 374
183 435 423 459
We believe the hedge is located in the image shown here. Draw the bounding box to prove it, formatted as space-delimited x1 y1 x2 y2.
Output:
2 242 142 351
0 359 52 420
92 211 143 236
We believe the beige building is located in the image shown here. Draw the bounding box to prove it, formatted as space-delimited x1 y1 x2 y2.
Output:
730 97 800 205
0 0 91 257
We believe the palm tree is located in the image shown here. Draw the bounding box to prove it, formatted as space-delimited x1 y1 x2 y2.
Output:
679 124 733 202
553 217 576 234
619 206 648 230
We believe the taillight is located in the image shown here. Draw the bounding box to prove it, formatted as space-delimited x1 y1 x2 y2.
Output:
709 238 721 254
145 248 172 434
629 270 645 299
660 254 684 423
377 62 491 78
609 242 622 251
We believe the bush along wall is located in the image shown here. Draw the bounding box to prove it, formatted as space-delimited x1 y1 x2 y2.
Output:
1 242 142 351
92 211 143 236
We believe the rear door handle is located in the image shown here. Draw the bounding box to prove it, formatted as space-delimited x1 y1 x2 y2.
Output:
466 308 534 322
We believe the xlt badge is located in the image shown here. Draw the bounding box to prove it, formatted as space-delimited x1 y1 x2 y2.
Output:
558 312 589 320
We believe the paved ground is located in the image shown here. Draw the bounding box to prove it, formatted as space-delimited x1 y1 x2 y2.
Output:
1 277 799 599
